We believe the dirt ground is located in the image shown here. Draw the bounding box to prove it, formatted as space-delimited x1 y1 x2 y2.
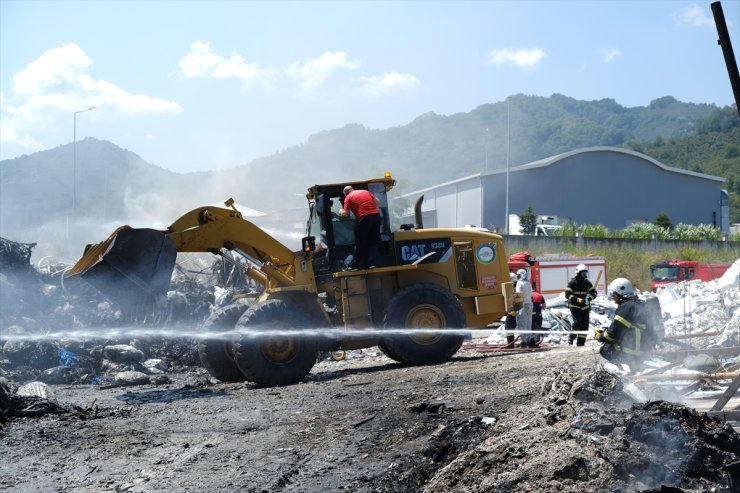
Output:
1 344 738 493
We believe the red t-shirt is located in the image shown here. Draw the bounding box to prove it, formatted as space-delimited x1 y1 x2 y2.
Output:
344 190 380 219
532 291 545 304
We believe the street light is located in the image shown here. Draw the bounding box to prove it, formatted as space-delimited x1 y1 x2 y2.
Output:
73 106 96 218
505 99 510 233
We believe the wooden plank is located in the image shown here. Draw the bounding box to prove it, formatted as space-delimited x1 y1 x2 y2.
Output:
706 410 740 421
653 346 740 363
710 374 740 412
633 371 739 383
662 332 719 342
678 380 703 395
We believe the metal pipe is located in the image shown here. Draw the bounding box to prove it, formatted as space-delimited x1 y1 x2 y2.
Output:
414 194 424 229
711 1 740 117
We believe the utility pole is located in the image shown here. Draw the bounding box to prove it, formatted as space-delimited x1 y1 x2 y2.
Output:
505 99 511 233
73 106 96 219
711 1 740 117
484 127 489 171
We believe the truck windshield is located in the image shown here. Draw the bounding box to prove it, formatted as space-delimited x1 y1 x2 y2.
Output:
651 265 679 281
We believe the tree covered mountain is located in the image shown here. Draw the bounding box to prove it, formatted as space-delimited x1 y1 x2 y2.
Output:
1 93 737 256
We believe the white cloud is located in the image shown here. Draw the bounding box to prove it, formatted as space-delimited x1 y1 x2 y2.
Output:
12 43 92 95
179 40 273 85
672 4 715 28
178 43 413 98
1 43 182 154
602 48 622 63
357 72 420 98
285 51 361 93
486 48 546 67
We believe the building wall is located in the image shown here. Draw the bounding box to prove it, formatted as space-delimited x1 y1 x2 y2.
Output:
481 148 724 231
403 178 482 229
401 148 725 233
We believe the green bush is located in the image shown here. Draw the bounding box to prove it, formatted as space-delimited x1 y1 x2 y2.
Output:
617 222 669 239
556 222 578 237
580 224 609 238
559 221 727 241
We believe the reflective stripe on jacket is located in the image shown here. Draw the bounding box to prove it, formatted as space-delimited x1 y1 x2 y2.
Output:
602 298 647 355
565 278 597 311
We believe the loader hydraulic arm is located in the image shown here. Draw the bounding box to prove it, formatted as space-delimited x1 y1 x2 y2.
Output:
166 205 295 265
65 200 306 307
165 204 299 288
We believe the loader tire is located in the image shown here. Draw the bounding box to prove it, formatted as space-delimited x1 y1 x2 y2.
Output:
232 299 319 387
197 303 249 382
380 283 465 365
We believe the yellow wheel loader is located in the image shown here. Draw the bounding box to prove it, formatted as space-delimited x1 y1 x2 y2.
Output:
65 172 517 386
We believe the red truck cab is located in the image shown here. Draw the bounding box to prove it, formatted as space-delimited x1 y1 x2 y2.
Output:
650 260 731 290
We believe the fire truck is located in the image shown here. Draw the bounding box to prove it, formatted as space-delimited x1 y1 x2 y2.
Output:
650 260 732 290
508 251 607 300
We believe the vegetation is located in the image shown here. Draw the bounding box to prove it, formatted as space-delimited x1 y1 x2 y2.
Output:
503 242 738 292
625 108 740 223
553 221 735 241
518 206 537 235
536 215 739 288
653 212 672 229
2 95 738 233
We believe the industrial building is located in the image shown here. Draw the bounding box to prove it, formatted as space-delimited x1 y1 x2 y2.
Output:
398 146 730 235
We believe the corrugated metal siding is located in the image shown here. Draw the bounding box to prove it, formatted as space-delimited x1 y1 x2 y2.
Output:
405 148 724 231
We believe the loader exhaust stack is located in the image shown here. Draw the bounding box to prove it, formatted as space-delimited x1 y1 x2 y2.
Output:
414 194 424 230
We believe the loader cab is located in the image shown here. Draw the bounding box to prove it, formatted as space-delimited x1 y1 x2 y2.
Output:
305 177 395 279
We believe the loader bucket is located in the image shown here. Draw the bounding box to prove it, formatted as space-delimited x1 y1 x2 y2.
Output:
65 227 177 307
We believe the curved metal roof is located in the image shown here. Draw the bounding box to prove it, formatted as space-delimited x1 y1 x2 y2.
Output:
400 146 724 197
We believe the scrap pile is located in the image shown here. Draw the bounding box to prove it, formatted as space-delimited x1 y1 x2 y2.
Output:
0 237 235 394
387 365 740 492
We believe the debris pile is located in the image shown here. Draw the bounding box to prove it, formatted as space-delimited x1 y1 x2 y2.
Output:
387 366 740 492
657 260 740 348
0 237 227 392
1 235 739 492
482 259 740 353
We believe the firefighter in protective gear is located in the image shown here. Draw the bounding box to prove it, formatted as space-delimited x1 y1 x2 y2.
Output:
564 264 597 346
596 278 648 367
515 269 534 348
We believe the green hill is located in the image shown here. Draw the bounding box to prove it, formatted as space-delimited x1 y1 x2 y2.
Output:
1 94 738 252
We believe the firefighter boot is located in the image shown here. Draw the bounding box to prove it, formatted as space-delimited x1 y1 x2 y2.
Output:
569 322 578 345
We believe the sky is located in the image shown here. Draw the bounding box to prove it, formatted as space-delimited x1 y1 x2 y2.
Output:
1 0 739 174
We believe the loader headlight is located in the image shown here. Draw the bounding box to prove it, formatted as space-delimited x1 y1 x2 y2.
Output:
302 236 316 253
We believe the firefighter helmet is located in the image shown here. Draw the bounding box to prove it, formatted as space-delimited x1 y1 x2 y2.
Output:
608 278 634 298
575 264 588 274
516 268 528 280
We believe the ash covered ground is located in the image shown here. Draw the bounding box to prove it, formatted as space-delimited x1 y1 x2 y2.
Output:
1 238 739 492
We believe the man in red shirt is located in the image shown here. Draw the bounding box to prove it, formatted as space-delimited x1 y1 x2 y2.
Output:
339 186 381 270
